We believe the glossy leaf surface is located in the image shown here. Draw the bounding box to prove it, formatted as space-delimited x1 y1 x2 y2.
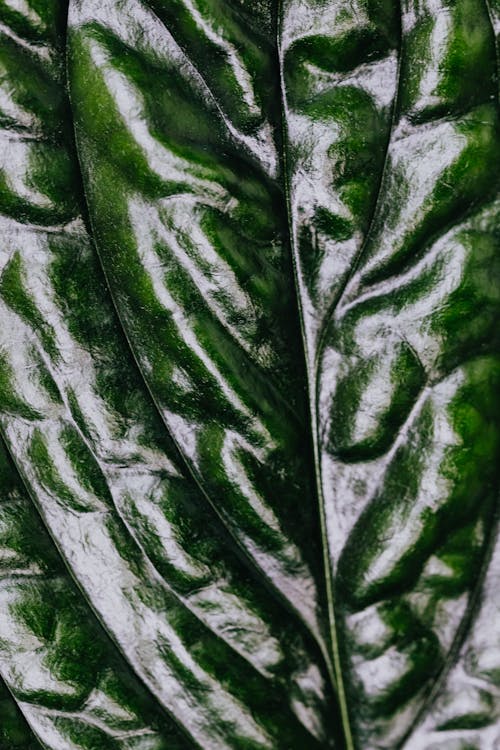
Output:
0 0 499 748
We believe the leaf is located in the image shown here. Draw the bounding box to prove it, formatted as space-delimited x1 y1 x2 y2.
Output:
283 0 500 745
67 0 323 641
0 0 499 748
0 2 332 749
0 441 187 750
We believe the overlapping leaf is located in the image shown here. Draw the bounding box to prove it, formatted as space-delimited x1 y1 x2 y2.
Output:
67 0 324 642
0 2 331 748
0 0 499 748
0 441 188 750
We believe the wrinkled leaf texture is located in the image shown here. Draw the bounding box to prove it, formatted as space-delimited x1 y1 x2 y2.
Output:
0 0 499 748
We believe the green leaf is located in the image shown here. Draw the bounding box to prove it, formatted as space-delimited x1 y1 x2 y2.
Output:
0 0 499 748
287 0 500 743
0 442 187 750
67 0 323 639
0 3 331 748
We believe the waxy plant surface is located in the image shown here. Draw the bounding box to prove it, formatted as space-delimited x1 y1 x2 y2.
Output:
0 1 499 749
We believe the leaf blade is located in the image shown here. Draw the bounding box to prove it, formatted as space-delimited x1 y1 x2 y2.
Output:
2 0 499 747
68 0 327 655
281 0 500 744
0 2 332 747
